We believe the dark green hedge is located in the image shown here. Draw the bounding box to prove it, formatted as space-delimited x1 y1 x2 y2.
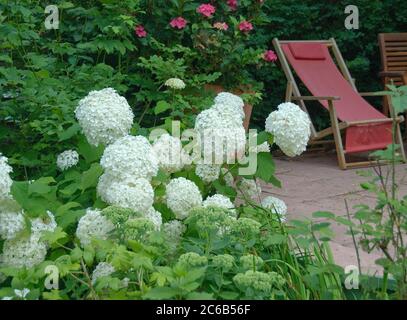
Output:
253 0 407 129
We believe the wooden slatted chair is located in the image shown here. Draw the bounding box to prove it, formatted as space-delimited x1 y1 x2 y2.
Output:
273 38 406 170
378 33 407 116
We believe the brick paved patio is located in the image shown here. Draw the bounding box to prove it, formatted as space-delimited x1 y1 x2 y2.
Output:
261 151 407 274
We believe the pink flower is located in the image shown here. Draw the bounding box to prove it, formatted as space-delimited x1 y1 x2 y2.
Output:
213 22 229 31
227 0 238 11
238 20 253 33
170 17 188 30
263 50 278 62
134 25 147 38
197 3 216 18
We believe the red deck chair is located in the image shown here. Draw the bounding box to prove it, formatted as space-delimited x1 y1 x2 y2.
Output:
273 38 405 169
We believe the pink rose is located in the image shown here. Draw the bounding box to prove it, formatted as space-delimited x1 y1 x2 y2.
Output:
197 3 216 18
134 25 147 38
263 50 278 62
170 17 188 30
227 0 238 11
213 22 229 31
238 20 253 33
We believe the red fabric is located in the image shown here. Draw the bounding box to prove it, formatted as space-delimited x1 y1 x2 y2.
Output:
288 43 327 60
281 42 392 154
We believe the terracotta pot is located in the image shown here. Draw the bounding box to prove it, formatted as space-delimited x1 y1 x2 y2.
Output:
204 84 254 132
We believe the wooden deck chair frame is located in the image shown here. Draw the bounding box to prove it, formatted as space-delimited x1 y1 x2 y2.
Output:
273 38 406 170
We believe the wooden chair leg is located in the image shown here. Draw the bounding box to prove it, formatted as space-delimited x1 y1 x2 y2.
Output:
396 122 407 163
328 100 347 169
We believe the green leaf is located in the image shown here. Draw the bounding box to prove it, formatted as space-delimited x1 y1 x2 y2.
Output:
264 234 287 245
28 177 56 195
41 227 68 246
144 287 179 300
255 152 275 182
186 292 214 300
81 163 103 191
312 211 336 219
83 246 95 266
58 123 80 141
154 100 171 115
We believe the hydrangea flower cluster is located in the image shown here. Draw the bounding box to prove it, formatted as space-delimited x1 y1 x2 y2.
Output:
56 150 79 171
240 254 264 271
261 196 287 221
0 156 60 268
145 207 163 231
231 217 261 239
76 209 115 247
203 194 236 216
1 235 48 269
91 262 116 285
152 134 191 173
97 175 154 214
164 78 186 90
239 178 262 200
194 92 246 163
233 271 284 296
177 252 208 268
75 88 134 146
1 211 58 268
0 153 13 200
101 206 136 227
97 134 161 228
221 168 234 187
0 211 25 240
100 135 158 181
212 254 235 271
187 206 236 236
123 218 156 242
163 220 186 251
265 102 311 157
195 163 221 183
165 177 202 220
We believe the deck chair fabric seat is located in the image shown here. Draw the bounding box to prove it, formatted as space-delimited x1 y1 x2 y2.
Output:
281 42 392 154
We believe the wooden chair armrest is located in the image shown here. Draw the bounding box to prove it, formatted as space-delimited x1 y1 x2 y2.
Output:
290 96 340 101
379 71 407 78
359 92 389 97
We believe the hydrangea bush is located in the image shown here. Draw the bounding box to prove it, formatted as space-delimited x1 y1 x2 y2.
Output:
0 87 348 300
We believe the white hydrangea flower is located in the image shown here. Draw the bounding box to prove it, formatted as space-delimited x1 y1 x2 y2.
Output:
0 154 13 200
31 211 57 236
163 220 185 244
0 211 25 240
195 163 221 183
240 178 262 200
152 134 191 173
0 234 47 268
97 175 154 214
76 208 115 247
195 106 243 131
221 168 234 187
164 78 186 90
91 262 115 285
265 102 311 157
261 196 287 221
100 135 158 181
145 207 162 231
203 194 236 216
166 178 202 220
56 150 79 171
75 88 134 146
195 108 246 163
214 92 245 119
